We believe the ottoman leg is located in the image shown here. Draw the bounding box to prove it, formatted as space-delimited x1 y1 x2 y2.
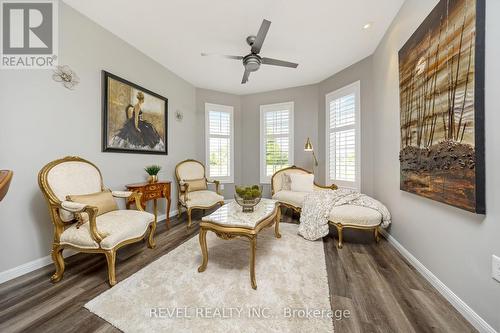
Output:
250 236 257 290
198 228 208 272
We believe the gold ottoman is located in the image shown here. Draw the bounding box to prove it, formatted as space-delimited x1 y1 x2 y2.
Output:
197 198 281 289
328 205 382 248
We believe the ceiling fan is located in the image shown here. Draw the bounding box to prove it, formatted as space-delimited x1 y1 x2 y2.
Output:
201 19 299 84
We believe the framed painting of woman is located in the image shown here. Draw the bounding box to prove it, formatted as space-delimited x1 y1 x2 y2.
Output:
102 71 168 155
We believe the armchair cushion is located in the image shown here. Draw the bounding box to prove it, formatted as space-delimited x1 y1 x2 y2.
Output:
67 190 118 216
59 210 154 250
180 190 224 208
184 178 207 192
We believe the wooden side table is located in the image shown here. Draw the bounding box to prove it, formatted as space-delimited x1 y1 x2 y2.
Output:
125 181 172 229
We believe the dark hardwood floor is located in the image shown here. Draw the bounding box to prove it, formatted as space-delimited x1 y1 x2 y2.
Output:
0 209 475 333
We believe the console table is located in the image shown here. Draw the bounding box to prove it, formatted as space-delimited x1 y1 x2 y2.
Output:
125 181 171 229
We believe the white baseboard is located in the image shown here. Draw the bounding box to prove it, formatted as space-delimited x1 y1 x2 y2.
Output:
0 210 179 285
380 229 497 333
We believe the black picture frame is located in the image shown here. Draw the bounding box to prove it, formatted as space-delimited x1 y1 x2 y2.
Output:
101 70 168 155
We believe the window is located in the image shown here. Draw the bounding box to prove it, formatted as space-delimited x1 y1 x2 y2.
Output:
326 81 360 190
205 103 234 183
260 102 294 183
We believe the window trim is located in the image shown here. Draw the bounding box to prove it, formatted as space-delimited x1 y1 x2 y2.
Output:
205 103 234 183
259 101 294 184
325 81 361 190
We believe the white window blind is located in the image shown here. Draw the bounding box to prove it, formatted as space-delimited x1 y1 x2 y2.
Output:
205 103 234 183
326 81 360 190
260 102 294 183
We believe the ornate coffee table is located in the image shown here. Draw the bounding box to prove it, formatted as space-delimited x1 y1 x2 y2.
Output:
197 198 281 289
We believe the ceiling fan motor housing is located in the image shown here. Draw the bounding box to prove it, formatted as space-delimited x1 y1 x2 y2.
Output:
243 54 261 72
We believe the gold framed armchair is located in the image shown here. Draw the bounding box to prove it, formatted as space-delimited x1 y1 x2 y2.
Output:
271 165 337 213
175 159 224 228
38 156 156 286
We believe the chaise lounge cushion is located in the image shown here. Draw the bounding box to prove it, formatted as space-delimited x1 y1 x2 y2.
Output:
181 190 224 208
328 205 381 227
60 210 154 250
272 190 308 208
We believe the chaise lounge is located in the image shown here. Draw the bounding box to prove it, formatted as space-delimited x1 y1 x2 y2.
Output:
271 166 382 248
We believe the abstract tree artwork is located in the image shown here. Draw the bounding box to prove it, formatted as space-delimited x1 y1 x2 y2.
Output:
398 0 485 213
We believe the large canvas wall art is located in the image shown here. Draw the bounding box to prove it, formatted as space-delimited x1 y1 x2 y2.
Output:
102 71 168 155
398 0 485 213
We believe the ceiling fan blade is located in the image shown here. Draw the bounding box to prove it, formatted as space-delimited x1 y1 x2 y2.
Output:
241 69 251 84
200 53 243 60
261 57 299 68
251 19 271 54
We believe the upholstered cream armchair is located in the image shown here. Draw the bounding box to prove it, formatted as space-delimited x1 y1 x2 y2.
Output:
271 165 337 213
38 156 156 286
175 159 224 228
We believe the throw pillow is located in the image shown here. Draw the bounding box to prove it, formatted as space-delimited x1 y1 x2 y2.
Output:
289 173 315 192
67 190 118 227
281 172 292 191
184 178 207 192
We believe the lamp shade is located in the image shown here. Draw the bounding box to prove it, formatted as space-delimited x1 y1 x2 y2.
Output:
304 137 313 151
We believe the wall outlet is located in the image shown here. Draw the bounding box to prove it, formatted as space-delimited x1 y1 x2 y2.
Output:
492 255 500 283
220 184 224 190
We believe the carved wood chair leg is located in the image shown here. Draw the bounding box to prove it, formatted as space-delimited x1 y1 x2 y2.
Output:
105 250 117 286
147 222 156 249
187 208 192 229
50 244 65 283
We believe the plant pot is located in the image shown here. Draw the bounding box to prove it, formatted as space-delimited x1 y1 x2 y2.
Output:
148 175 158 183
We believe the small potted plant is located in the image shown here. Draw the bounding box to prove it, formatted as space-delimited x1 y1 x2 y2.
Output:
145 165 161 183
234 185 262 212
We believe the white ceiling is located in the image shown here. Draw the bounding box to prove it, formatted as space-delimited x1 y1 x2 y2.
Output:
63 0 404 95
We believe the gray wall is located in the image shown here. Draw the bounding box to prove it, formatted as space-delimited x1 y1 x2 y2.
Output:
371 0 500 330
317 56 374 195
195 59 374 198
0 4 199 273
240 84 319 196
195 88 242 198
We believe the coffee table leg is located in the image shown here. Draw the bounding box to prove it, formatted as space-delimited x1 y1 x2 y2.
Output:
198 228 208 272
274 208 282 239
250 236 257 290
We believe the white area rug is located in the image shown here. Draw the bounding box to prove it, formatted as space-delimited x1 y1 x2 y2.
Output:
85 224 333 333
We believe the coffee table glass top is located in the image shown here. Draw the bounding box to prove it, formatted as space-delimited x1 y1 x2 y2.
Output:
201 198 278 228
